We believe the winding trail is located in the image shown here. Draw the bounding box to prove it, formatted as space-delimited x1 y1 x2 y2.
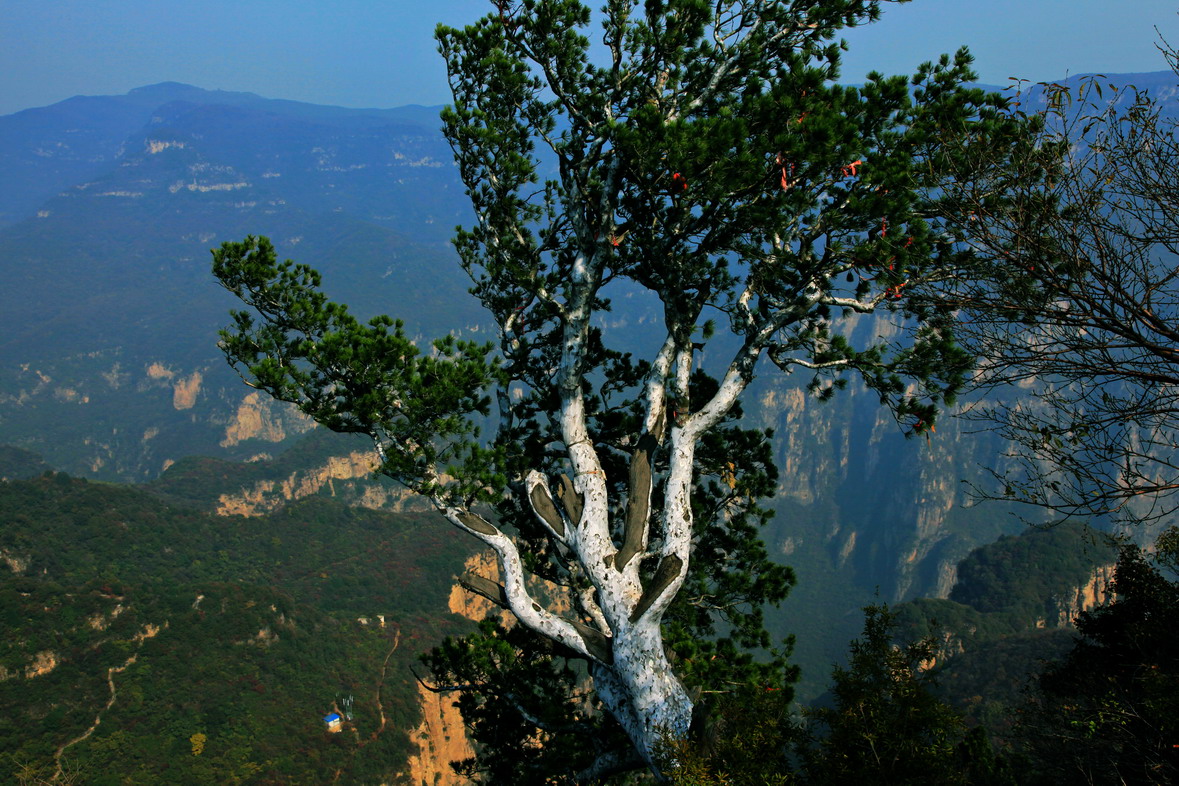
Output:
330 623 405 785
52 654 138 782
357 624 400 747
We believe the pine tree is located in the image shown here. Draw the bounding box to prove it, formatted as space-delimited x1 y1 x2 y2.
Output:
1020 534 1179 783
213 0 1024 775
802 605 968 785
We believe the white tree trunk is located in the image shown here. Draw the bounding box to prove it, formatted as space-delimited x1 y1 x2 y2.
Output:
593 627 693 767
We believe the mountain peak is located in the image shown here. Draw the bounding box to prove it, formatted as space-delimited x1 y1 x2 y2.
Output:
126 82 264 105
127 81 203 94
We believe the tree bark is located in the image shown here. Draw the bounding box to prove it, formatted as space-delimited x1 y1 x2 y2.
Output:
592 628 693 772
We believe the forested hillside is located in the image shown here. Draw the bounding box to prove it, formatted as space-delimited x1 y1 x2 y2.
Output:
0 454 475 784
893 522 1117 730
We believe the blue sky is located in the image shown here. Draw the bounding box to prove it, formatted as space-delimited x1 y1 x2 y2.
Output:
2 0 1177 116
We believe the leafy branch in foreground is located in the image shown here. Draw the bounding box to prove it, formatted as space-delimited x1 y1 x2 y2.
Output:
943 60 1179 524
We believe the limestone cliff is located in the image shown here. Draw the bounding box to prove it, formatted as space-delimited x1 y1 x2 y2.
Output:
404 552 498 784
895 522 1120 684
220 391 313 446
752 315 1027 607
144 362 204 411
214 450 420 516
403 684 476 786
447 552 505 621
1042 563 1117 629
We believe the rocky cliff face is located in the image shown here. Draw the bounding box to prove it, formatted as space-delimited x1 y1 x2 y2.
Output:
744 317 1037 697
213 449 418 517
403 677 476 786
754 348 1020 611
1041 563 1116 629
1 357 320 480
402 552 500 785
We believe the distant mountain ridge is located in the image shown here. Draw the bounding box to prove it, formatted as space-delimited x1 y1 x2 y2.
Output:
6 71 1176 227
0 81 455 228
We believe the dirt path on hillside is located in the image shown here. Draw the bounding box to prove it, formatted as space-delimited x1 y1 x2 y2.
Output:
375 627 401 736
52 653 138 782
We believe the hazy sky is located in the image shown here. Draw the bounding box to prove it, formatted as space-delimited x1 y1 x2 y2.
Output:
2 0 1177 116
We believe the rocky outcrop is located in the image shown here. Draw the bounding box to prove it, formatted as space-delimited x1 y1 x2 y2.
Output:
144 362 204 410
403 552 499 785
761 386 843 505
405 551 581 783
86 603 125 631
1043 563 1116 629
447 552 504 620
172 372 202 410
754 332 1025 606
240 627 279 647
403 682 475 786
0 548 28 574
25 650 59 679
219 391 313 447
214 451 417 516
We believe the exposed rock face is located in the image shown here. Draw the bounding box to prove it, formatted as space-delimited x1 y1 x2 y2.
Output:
1044 563 1116 629
133 622 164 643
447 552 503 620
86 603 125 631
761 386 838 505
214 451 417 516
403 683 475 786
754 331 1021 606
241 627 279 647
172 371 202 410
53 386 87 403
144 362 204 410
930 558 959 601
406 551 577 783
404 552 498 785
25 650 59 679
220 391 313 447
0 548 28 573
